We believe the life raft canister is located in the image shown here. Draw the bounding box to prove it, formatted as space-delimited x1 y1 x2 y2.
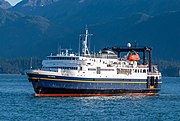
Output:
128 53 140 61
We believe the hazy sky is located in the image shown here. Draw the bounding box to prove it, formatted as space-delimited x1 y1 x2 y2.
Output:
6 0 21 6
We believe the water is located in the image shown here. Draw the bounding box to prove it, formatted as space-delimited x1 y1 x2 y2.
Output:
0 75 180 121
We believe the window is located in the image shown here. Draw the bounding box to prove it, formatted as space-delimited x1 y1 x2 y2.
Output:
49 66 78 70
88 68 96 71
97 67 101 74
101 69 114 71
143 69 146 73
135 69 137 73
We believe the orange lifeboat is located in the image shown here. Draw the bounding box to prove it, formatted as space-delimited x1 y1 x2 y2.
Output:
128 53 140 61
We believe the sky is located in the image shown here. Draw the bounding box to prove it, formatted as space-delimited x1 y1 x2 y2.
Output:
6 0 22 6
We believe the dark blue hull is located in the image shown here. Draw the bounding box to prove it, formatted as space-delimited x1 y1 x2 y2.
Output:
27 73 161 97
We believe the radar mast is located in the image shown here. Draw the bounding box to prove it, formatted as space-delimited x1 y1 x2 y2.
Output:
81 26 92 57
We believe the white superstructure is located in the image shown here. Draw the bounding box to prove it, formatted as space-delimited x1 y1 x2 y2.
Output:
38 28 161 81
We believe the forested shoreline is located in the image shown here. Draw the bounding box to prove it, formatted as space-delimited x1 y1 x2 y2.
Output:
0 58 179 77
0 57 42 75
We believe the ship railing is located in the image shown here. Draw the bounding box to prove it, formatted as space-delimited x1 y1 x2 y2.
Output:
116 64 149 69
88 53 117 59
147 72 160 75
152 65 158 72
137 65 148 68
123 65 134 68
116 64 134 68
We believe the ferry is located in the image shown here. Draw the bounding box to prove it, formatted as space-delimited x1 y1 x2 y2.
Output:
26 27 162 97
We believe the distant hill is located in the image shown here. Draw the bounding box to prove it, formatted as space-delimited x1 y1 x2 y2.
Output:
15 0 59 7
1 8 180 61
11 0 180 26
0 0 179 75
0 8 65 57
0 0 178 61
0 0 11 9
90 11 180 60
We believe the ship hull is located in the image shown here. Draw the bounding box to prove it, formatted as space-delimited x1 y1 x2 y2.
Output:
27 72 161 97
34 88 160 97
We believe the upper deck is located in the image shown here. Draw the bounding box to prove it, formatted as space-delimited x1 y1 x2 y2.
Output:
41 27 160 77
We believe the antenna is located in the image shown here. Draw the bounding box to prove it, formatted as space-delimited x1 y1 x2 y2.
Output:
94 45 95 57
30 57 32 69
78 35 81 56
80 25 93 57
134 40 137 48
61 48 72 56
58 45 61 54
60 46 61 55
89 34 91 52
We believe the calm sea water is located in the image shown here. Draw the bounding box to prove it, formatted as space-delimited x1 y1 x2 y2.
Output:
0 75 180 121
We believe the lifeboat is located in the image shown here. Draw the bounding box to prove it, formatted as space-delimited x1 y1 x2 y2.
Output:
128 52 140 61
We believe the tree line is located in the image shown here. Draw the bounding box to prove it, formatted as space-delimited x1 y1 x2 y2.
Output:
0 57 42 74
0 57 179 77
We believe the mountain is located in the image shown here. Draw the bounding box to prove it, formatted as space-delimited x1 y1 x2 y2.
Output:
119 11 180 61
0 8 65 57
1 7 180 61
11 0 180 26
0 0 180 75
15 0 59 7
0 0 11 9
0 0 179 61
90 11 180 60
